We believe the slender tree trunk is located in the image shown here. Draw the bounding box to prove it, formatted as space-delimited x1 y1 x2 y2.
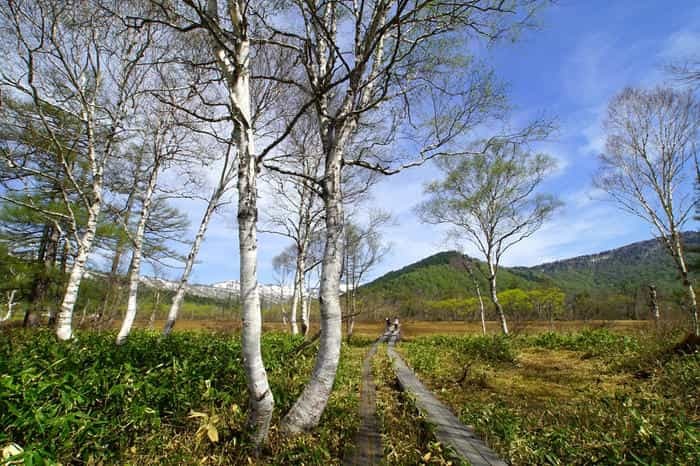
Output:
686 281 699 336
671 235 699 336
237 139 274 445
149 289 160 330
282 151 344 432
487 268 508 335
290 237 309 335
301 290 310 336
163 187 220 336
347 289 356 339
475 282 486 335
680 267 699 336
2 290 16 321
101 186 137 320
648 284 660 326
56 203 101 341
116 161 160 345
548 306 554 331
290 269 300 335
206 11 274 441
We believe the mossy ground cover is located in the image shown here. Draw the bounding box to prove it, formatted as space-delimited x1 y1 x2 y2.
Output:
0 329 364 465
397 329 699 465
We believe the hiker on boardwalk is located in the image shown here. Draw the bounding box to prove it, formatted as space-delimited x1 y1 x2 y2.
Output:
392 316 400 332
385 317 391 333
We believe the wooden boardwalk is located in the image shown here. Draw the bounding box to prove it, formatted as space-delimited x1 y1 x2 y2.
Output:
343 336 386 465
387 336 507 466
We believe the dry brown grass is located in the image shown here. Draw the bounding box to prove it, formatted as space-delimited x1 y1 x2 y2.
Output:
103 318 655 338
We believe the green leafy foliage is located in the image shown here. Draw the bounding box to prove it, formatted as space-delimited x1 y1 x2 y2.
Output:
0 329 362 464
530 329 640 358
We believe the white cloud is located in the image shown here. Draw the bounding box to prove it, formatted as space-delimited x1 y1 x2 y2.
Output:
660 29 700 61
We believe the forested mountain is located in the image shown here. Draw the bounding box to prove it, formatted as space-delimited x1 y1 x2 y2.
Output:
361 232 700 316
514 231 700 294
362 251 540 302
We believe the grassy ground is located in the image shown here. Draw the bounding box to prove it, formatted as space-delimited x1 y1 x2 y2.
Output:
396 328 699 465
104 318 654 337
0 329 365 465
2 322 697 465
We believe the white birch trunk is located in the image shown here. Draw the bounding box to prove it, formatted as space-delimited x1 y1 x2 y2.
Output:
487 266 508 335
149 290 160 330
206 3 274 441
301 290 310 336
672 237 699 336
347 315 355 339
282 151 344 432
686 282 699 336
475 283 486 335
1 290 16 322
290 277 300 335
162 188 220 336
55 201 100 341
346 286 357 339
116 161 159 345
648 285 660 325
237 128 274 445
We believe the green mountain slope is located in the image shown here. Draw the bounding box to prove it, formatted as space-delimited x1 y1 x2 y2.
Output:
515 231 700 294
362 232 700 310
362 251 543 304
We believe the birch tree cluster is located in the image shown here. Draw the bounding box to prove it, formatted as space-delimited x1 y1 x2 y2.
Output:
0 0 553 445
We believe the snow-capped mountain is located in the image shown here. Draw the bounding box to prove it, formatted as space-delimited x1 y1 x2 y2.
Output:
139 277 295 303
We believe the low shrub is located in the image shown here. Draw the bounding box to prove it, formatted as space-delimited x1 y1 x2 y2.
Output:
529 329 640 357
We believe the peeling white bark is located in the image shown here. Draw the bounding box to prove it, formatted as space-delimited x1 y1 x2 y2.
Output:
282 153 344 432
290 285 299 335
238 138 274 444
671 235 699 336
648 285 660 324
206 0 273 443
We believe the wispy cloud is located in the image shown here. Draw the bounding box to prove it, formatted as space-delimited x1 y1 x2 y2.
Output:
660 29 700 61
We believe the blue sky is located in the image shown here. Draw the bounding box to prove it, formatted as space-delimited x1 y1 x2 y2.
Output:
160 0 700 286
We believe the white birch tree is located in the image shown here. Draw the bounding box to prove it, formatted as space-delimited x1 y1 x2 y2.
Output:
417 141 561 335
131 0 308 444
596 86 700 336
261 122 325 335
264 0 538 432
116 104 188 344
1 290 17 322
0 0 154 340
